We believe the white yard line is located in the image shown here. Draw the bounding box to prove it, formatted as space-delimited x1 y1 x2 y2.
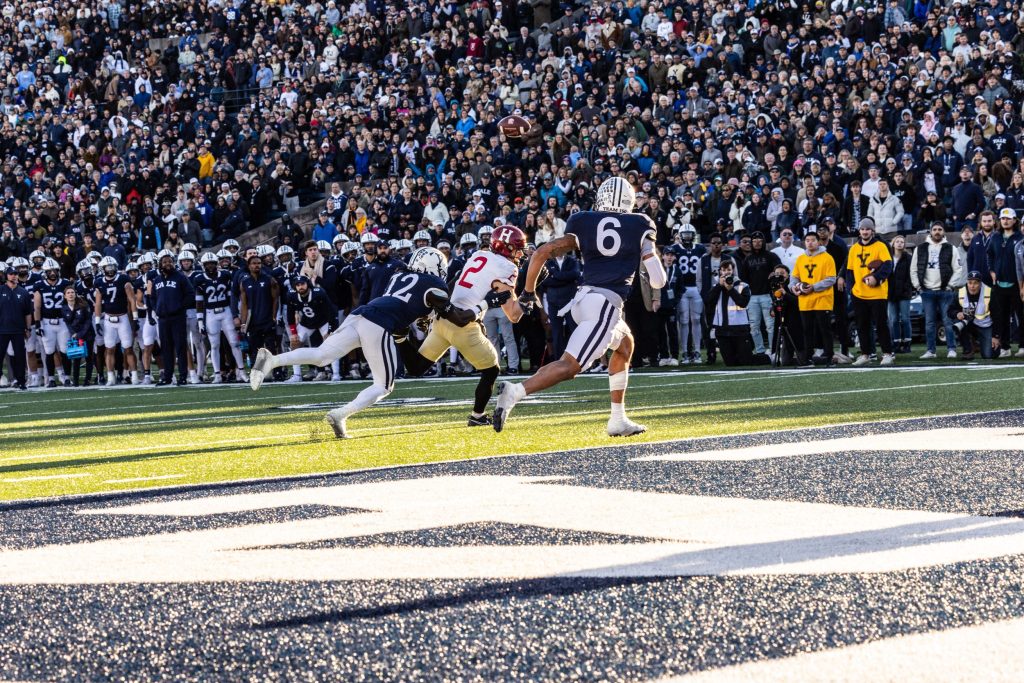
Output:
9 374 1024 444
2 473 91 483
102 474 186 484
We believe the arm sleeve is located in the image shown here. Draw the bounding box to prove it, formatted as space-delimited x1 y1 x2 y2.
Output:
641 236 667 288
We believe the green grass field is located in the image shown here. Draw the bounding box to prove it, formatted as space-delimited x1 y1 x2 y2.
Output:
2 365 1023 501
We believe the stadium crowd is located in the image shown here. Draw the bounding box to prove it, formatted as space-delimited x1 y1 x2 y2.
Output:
2 0 1024 389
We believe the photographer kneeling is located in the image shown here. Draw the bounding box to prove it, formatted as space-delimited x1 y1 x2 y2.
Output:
704 258 768 366
947 270 995 359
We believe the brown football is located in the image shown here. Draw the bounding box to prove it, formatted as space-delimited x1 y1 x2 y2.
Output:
499 114 531 139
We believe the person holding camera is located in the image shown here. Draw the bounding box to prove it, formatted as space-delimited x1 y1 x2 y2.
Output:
704 258 763 366
947 271 995 359
846 218 896 366
790 231 837 368
768 264 804 365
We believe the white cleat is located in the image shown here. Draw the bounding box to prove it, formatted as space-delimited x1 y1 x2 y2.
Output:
947 349 957 359
880 353 895 366
211 373 223 384
250 348 272 391
330 374 342 382
188 371 200 385
607 416 647 437
0 376 8 388
142 374 154 385
919 351 937 360
852 354 871 367
283 375 303 384
237 369 249 383
325 410 349 439
492 382 526 433
105 375 116 387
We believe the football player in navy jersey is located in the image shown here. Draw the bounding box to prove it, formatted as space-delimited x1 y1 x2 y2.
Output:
74 258 103 384
494 177 667 437
250 247 472 438
32 258 71 387
177 250 205 385
12 257 44 386
93 256 140 386
668 224 706 364
195 252 248 384
284 275 340 382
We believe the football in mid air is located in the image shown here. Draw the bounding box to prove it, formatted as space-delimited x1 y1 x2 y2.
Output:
499 114 531 139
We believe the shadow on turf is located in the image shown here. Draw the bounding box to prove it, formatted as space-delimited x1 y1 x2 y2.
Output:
0 439 325 475
247 576 667 629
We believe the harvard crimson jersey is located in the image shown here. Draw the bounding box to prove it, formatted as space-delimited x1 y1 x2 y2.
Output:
450 251 518 309
566 211 657 299
352 271 447 333
35 278 70 319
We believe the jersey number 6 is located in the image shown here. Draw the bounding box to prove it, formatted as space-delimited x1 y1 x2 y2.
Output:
458 254 488 288
597 217 622 257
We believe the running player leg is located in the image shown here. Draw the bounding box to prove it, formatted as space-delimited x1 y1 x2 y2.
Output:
494 292 617 432
606 324 645 436
325 317 398 439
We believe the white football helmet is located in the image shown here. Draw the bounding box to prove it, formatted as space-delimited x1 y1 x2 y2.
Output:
406 247 448 279
98 256 119 276
398 239 413 251
459 233 478 246
178 250 196 263
276 245 295 260
29 250 45 265
678 223 696 240
332 233 346 245
223 239 241 251
255 244 275 258
477 226 493 240
87 250 103 263
413 230 431 244
595 176 637 214
42 257 60 274
181 243 198 253
216 249 233 262
200 252 219 264
360 232 379 245
341 241 359 255
76 259 94 276
142 252 158 266
316 240 332 252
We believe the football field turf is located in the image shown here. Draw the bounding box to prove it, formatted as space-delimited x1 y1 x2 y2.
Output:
2 364 1024 501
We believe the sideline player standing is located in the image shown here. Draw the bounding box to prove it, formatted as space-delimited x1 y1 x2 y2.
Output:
492 177 667 436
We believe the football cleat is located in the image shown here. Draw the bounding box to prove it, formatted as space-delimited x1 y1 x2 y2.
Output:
46 378 56 388
607 416 647 437
237 369 249 382
211 373 222 384
284 375 303 384
325 410 349 439
492 382 525 433
330 374 342 382
250 348 273 391
467 414 493 427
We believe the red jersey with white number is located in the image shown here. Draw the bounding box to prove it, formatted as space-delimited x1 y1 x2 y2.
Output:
450 250 518 309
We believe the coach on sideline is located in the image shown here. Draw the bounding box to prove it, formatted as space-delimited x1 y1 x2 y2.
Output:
0 265 32 390
152 254 195 386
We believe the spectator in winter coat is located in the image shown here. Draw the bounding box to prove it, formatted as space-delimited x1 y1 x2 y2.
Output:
912 222 966 358
868 180 905 235
887 235 915 353
951 166 987 231
986 208 1024 356
739 232 781 356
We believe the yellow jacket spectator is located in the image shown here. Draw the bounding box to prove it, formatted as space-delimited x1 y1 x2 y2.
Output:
790 238 836 312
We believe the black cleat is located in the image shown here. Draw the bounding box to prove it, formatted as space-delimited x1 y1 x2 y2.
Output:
467 414 492 427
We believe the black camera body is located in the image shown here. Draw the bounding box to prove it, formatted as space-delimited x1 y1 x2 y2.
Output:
723 275 735 286
953 313 975 333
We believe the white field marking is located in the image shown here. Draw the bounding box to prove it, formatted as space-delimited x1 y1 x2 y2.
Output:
0 372 820 422
102 475 186 485
0 374 818 433
9 375 1024 442
2 473 91 483
661 618 1024 682
5 473 1024 583
6 407 1024 506
637 427 1024 462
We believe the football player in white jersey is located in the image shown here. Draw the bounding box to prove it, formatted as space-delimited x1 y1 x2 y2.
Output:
398 225 526 426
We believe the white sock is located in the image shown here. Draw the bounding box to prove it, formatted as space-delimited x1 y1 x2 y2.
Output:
610 402 625 421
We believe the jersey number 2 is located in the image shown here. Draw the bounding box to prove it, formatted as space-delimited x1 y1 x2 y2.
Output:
596 217 622 257
458 255 488 288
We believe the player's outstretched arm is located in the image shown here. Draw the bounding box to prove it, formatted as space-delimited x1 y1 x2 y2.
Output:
524 236 577 297
641 237 667 289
